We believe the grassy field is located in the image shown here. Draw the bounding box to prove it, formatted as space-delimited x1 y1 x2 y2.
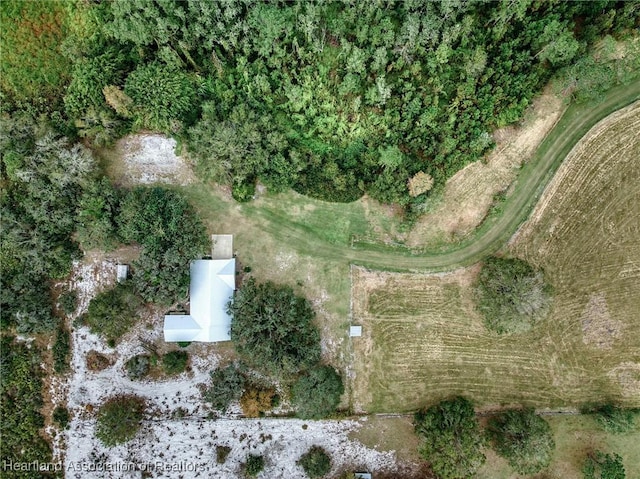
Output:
351 101 640 415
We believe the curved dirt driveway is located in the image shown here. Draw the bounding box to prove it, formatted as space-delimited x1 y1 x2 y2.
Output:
249 79 640 272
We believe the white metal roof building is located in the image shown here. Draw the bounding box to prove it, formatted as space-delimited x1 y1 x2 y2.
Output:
163 259 236 342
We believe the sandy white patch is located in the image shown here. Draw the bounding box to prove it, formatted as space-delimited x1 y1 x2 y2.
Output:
118 134 196 186
65 417 395 479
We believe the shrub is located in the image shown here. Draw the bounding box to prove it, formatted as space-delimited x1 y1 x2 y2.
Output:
291 366 344 419
591 404 638 434
125 355 151 380
298 446 332 478
474 256 552 334
487 408 555 475
162 351 188 375
244 454 265 477
83 282 142 343
86 351 111 371
232 179 256 202
240 386 275 418
52 406 70 429
583 451 626 479
58 290 78 316
414 396 486 479
53 325 71 374
95 395 145 447
124 62 196 132
216 445 232 464
203 363 245 411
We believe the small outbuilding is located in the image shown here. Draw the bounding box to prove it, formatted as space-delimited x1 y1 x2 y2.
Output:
350 325 363 337
354 473 372 479
116 264 129 283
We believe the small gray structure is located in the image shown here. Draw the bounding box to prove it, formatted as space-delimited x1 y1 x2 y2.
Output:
350 325 363 337
116 264 129 283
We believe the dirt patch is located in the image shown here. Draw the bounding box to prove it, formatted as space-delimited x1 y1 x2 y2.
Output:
85 351 113 371
407 88 565 247
107 133 197 186
580 293 623 349
608 363 640 398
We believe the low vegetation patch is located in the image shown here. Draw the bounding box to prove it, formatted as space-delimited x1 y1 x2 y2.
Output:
487 408 555 475
474 256 552 334
244 454 265 477
297 446 332 478
162 351 188 375
96 395 146 447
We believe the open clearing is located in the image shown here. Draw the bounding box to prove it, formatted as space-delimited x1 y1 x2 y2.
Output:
351 101 640 414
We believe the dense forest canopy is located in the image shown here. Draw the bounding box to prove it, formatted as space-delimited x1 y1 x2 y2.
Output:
3 0 638 206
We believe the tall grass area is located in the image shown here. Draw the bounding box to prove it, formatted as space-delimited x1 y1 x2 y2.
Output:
0 0 70 108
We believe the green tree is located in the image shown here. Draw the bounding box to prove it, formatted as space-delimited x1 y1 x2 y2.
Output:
95 395 146 447
124 62 196 132
0 337 52 472
414 397 486 479
82 282 142 344
583 451 626 479
474 256 553 334
76 177 121 251
1 117 94 333
203 363 245 412
117 187 207 305
291 365 344 420
229 279 321 375
297 446 332 478
487 408 555 475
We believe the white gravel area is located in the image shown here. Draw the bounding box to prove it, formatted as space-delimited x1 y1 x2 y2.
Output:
119 134 196 186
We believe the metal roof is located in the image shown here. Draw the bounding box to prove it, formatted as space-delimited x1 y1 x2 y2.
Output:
163 259 236 342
